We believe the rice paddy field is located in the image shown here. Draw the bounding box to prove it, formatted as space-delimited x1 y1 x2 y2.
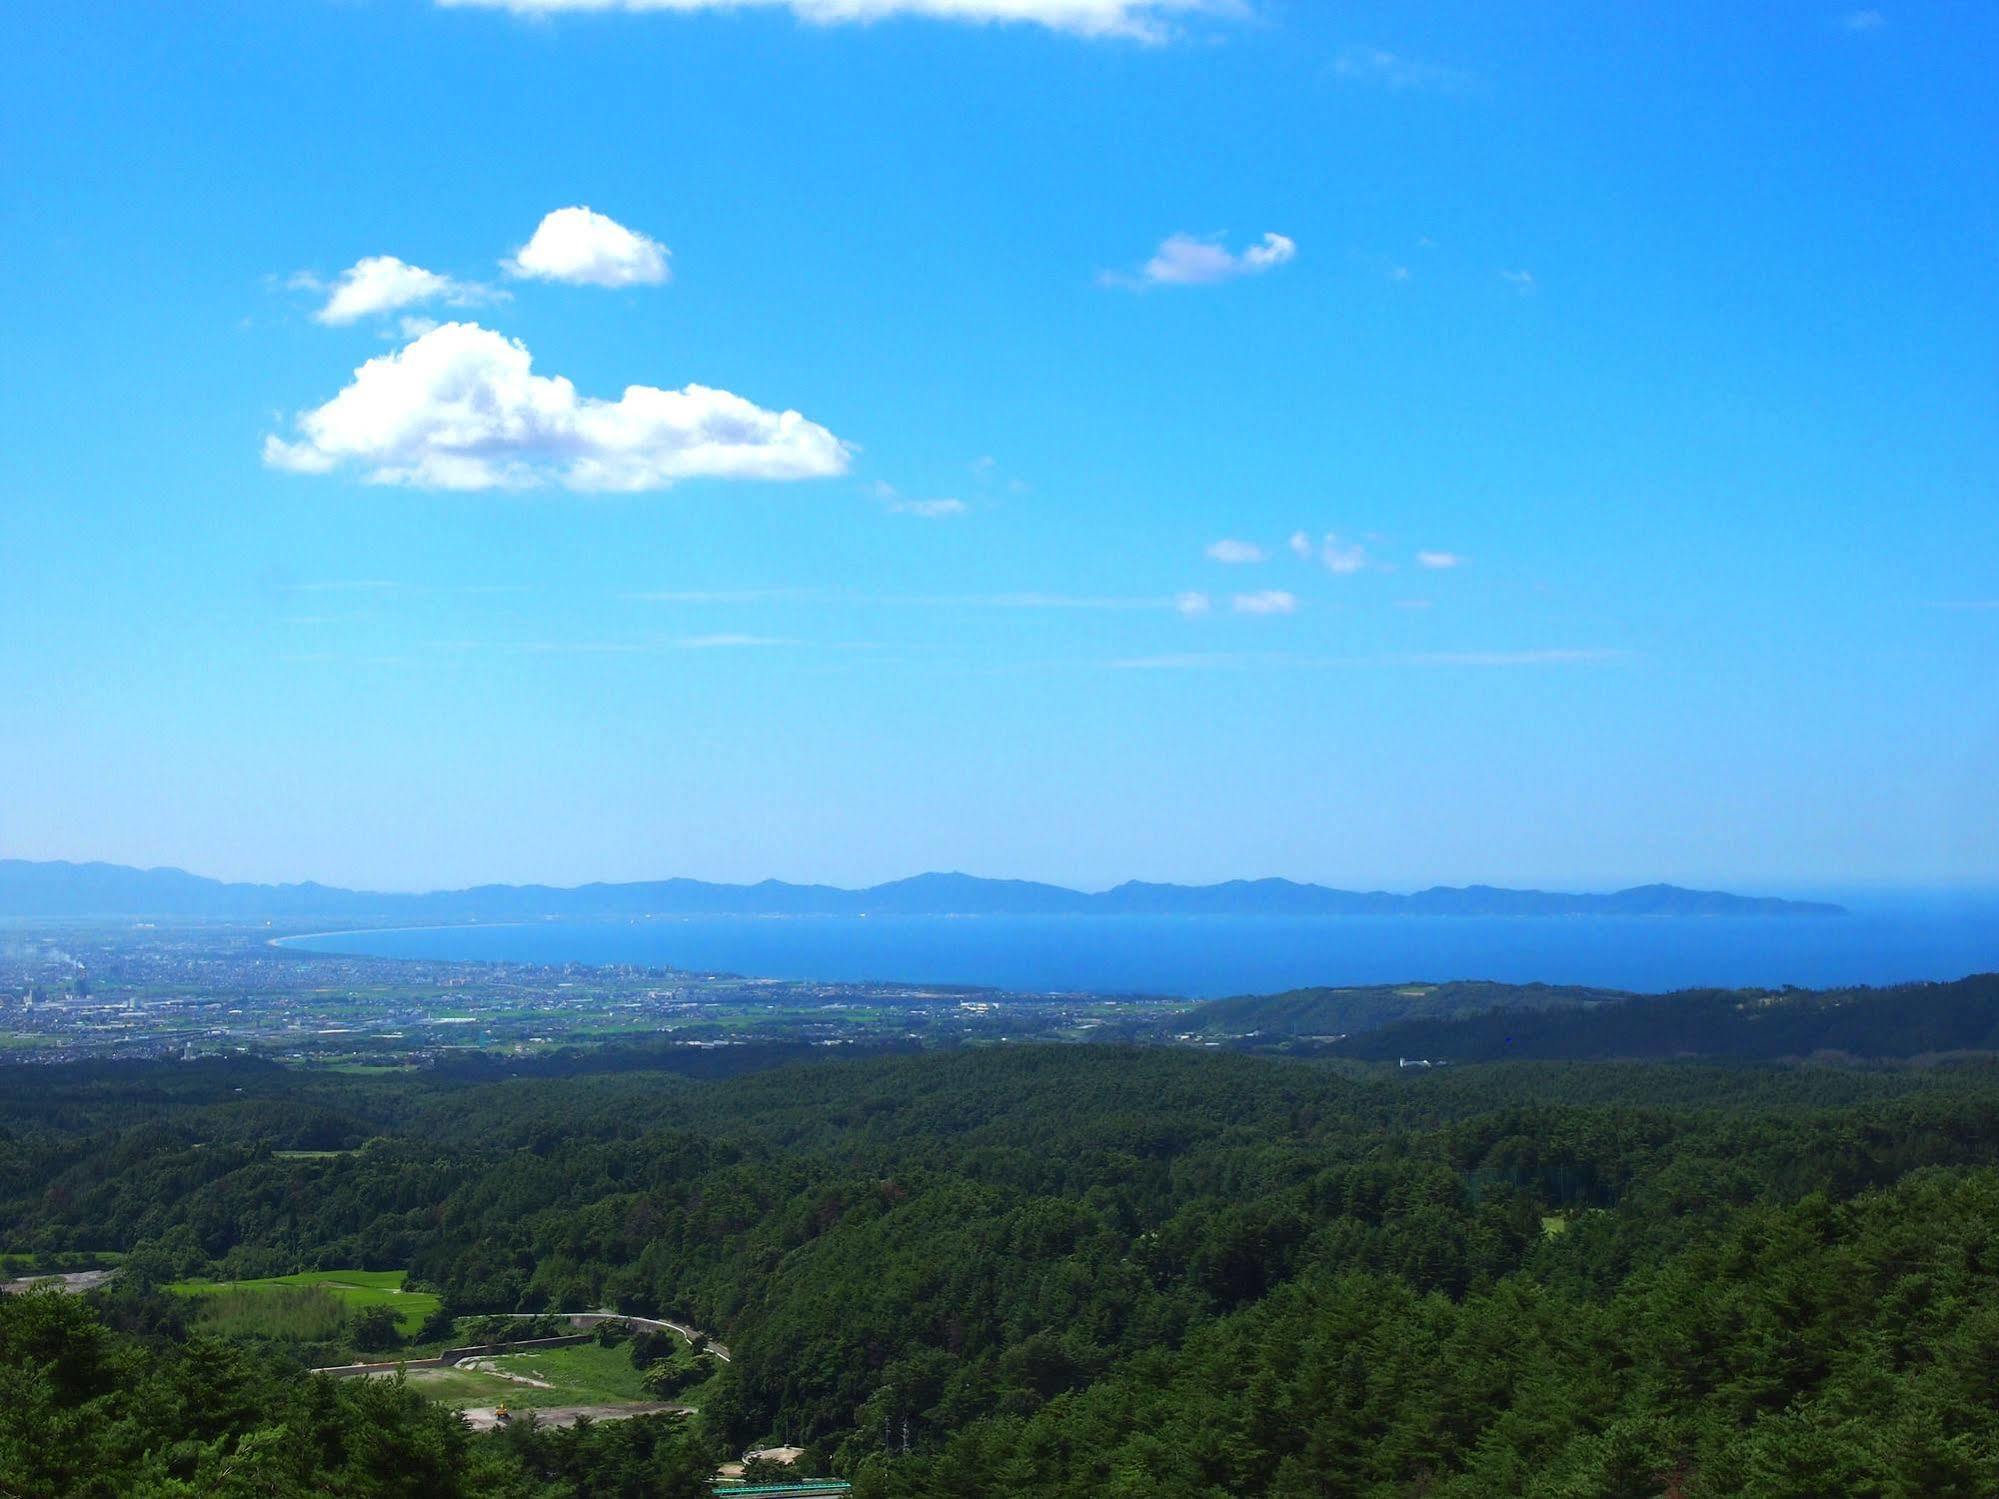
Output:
168 1268 441 1340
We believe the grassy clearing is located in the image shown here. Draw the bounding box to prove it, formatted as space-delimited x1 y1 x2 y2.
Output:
402 1342 661 1411
170 1269 439 1338
194 1284 350 1341
1541 1215 1570 1237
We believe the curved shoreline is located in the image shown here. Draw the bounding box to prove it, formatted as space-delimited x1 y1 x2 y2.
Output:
271 920 537 951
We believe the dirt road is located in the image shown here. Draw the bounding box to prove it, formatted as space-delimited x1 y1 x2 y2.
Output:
460 1401 690 1432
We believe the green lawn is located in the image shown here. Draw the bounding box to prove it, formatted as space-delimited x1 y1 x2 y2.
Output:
169 1269 440 1338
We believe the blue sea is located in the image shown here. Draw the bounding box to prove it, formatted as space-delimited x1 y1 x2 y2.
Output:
286 889 1998 998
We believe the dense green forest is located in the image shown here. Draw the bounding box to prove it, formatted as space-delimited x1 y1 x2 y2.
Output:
1167 980 1630 1039
8 1014 1999 1494
1333 973 1999 1063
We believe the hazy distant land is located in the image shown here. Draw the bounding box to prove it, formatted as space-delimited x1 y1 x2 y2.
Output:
0 860 1843 921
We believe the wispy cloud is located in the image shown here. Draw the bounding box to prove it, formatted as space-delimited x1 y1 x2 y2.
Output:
1174 591 1213 617
1332 45 1473 93
1416 551 1466 570
1104 232 1296 289
870 481 968 518
517 634 797 655
1500 269 1537 295
1102 647 1626 671
1839 9 1886 32
631 587 825 604
433 0 1237 43
1320 536 1371 574
1205 538 1268 563
632 587 1192 612
1390 649 1624 667
973 592 1187 611
1106 651 1252 670
1233 590 1298 615
1285 530 1379 573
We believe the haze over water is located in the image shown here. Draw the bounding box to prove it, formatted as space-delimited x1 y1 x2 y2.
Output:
291 890 1999 998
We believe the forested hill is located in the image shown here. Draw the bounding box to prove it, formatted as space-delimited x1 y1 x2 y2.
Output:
1334 972 1999 1062
0 858 1842 919
1172 979 1633 1038
9 1044 1999 1494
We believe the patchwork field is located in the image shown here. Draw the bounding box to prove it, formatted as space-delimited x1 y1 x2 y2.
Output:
169 1268 440 1339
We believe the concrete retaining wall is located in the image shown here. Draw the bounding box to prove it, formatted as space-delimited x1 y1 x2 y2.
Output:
313 1333 591 1379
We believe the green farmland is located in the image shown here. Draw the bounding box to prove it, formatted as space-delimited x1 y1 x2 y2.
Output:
169 1268 440 1340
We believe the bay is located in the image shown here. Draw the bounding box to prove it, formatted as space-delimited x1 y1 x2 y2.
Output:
286 889 1999 998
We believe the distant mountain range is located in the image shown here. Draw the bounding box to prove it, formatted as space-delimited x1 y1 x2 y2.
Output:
0 860 1845 921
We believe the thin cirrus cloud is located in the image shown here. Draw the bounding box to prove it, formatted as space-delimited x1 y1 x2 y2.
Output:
1331 45 1473 93
869 481 968 518
1175 591 1213 617
1103 648 1624 670
1205 538 1267 564
300 256 499 326
1105 232 1296 289
1319 536 1370 574
634 587 1200 612
262 320 849 491
434 0 1232 42
1394 649 1623 667
1233 590 1298 615
1416 551 1466 570
505 206 671 288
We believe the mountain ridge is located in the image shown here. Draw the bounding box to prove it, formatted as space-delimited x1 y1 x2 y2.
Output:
0 859 1845 920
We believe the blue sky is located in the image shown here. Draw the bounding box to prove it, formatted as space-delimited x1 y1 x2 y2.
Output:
2 0 1994 892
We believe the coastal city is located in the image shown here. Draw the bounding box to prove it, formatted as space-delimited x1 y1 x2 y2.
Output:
0 921 1170 1065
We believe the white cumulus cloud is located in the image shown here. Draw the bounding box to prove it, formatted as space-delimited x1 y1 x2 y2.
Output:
436 0 1230 41
506 207 672 288
1287 530 1314 560
1233 590 1297 615
262 321 849 492
1106 231 1296 289
306 256 494 326
1205 538 1267 563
